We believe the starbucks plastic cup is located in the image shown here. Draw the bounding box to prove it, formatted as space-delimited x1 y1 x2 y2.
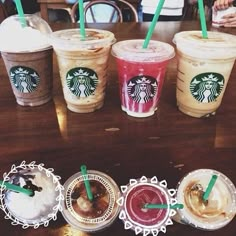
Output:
61 170 120 232
50 29 115 113
112 39 175 118
0 162 63 228
0 14 53 106
117 176 177 235
173 31 236 118
173 169 236 230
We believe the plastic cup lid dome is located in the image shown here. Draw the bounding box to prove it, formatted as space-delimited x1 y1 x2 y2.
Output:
112 39 175 62
0 14 52 52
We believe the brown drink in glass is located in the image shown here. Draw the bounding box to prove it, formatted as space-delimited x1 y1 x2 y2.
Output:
62 170 120 232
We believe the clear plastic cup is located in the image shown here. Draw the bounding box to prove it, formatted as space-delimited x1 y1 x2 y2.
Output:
50 29 115 113
117 176 177 235
112 39 175 118
0 162 63 228
0 14 53 106
173 31 236 118
173 169 236 230
61 170 120 232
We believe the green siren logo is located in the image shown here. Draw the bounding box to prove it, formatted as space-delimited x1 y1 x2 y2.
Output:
66 67 98 97
127 76 157 103
10 66 40 93
190 73 224 103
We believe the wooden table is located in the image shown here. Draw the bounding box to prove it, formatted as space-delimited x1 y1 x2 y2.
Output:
37 0 140 22
0 21 236 235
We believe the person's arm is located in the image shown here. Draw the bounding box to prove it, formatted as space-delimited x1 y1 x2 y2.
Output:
213 0 234 10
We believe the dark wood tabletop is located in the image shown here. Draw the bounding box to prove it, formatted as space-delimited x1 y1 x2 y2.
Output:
0 21 236 236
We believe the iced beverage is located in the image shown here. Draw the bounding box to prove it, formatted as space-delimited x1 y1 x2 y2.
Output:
62 170 120 232
174 31 236 118
174 169 236 230
0 162 63 227
50 29 115 113
0 14 53 106
117 176 177 235
112 39 175 118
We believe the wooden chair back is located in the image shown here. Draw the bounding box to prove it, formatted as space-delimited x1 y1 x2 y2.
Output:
117 0 138 22
70 0 139 23
71 0 123 23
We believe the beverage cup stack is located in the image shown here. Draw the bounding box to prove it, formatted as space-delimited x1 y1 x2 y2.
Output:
61 170 121 232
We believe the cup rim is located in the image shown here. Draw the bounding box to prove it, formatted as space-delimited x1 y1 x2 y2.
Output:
50 28 115 50
111 39 175 62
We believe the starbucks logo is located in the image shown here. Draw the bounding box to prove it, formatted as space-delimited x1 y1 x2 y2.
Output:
10 66 40 93
190 73 224 103
66 67 98 97
127 76 157 104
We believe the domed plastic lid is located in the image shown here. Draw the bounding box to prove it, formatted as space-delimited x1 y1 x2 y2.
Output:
176 169 236 230
61 170 121 232
112 39 175 62
173 31 236 59
174 31 236 48
0 161 63 228
117 176 178 236
0 14 52 53
50 28 115 51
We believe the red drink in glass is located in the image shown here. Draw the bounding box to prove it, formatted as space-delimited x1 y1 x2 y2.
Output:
117 177 177 235
126 184 168 226
112 40 175 118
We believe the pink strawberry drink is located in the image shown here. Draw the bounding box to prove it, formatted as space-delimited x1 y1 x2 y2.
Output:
126 184 169 226
112 40 175 118
117 177 177 235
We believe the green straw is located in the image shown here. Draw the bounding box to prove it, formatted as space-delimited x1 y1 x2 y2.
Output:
203 174 218 201
0 180 33 196
80 165 93 201
14 0 27 28
142 0 165 49
143 203 184 209
198 0 208 38
78 0 85 38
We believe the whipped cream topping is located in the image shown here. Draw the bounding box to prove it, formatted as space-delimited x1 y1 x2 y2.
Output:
0 15 52 52
5 170 58 221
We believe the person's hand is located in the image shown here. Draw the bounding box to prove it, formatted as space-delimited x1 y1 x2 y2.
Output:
220 13 236 27
214 0 234 10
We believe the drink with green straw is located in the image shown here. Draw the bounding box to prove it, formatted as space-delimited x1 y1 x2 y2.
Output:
117 176 178 235
112 39 174 118
0 14 53 106
50 28 115 113
0 162 63 228
173 30 236 118
61 169 121 232
111 0 174 118
173 169 236 230
173 0 236 118
50 0 115 113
